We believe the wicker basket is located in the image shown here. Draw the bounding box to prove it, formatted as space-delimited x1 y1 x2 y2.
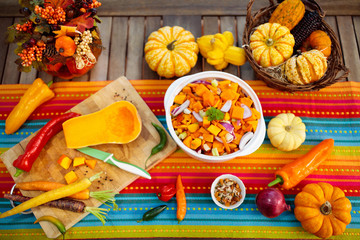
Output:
243 0 349 92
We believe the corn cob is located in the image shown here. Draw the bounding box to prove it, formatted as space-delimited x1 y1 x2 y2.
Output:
291 10 322 50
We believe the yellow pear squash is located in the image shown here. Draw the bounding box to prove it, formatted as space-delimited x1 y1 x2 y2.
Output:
295 182 352 239
267 113 306 151
250 22 295 67
63 101 142 148
144 26 199 78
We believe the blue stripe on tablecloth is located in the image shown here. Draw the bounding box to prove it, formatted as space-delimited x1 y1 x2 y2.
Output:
0 194 359 229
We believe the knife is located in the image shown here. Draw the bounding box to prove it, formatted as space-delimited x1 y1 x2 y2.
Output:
77 147 151 179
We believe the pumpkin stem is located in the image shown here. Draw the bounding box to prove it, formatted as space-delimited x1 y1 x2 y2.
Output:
59 48 64 53
320 201 332 215
167 40 177 51
265 38 274 47
285 125 292 132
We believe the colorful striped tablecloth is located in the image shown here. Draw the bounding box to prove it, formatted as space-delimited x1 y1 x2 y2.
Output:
0 80 359 239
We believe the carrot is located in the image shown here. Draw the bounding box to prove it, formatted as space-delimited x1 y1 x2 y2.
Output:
15 181 115 202
176 174 186 223
0 172 102 218
4 194 110 225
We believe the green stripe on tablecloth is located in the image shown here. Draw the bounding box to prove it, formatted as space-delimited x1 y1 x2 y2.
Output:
1 226 360 239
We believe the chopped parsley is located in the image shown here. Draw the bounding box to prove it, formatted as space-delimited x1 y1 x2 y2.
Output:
206 107 224 121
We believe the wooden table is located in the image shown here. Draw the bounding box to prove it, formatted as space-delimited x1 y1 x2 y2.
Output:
1 0 359 85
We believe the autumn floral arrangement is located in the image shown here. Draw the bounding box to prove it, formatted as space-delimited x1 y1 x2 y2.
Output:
6 0 103 79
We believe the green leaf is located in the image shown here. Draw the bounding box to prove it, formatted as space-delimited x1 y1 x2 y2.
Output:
6 26 17 43
206 107 224 121
34 24 51 34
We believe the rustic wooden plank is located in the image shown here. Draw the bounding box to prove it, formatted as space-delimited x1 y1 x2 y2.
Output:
2 18 21 84
336 16 360 82
19 70 38 84
236 16 256 80
354 16 360 52
0 18 13 82
37 70 54 84
143 17 162 79
202 16 219 72
125 17 145 80
220 16 239 76
90 17 112 81
163 15 202 77
108 17 128 80
1 0 360 17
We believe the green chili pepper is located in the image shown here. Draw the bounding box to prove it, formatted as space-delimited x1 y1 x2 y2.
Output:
34 215 66 239
137 204 167 223
145 122 167 167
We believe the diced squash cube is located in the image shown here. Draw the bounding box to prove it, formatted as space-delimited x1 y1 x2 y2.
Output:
195 84 211 97
85 159 97 169
73 157 85 167
174 94 187 105
192 101 203 112
203 133 214 142
207 124 221 136
202 116 211 128
183 86 192 94
203 91 215 107
64 171 78 184
220 89 237 101
190 138 202 149
213 140 224 153
240 97 253 108
231 106 245 120
198 127 209 134
224 112 230 121
188 123 199 133
183 136 193 148
57 154 72 170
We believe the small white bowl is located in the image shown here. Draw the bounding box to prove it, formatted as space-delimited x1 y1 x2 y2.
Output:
164 71 266 162
211 174 246 210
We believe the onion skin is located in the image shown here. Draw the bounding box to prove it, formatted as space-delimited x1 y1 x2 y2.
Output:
255 188 291 218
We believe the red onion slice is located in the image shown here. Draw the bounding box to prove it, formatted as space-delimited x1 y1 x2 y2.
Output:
219 121 234 133
220 100 232 112
239 132 254 150
192 80 211 85
171 99 190 116
241 104 252 119
192 111 203 122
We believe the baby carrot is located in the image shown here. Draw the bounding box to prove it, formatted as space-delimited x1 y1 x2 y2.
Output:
0 172 102 218
176 174 186 223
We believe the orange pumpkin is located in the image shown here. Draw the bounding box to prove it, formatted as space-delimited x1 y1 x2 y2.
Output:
55 36 76 57
294 182 352 239
300 30 332 57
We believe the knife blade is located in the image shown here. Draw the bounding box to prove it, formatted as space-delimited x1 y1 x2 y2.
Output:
77 147 151 179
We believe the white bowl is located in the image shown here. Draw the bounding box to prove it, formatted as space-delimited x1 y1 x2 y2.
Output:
210 174 246 210
164 71 266 162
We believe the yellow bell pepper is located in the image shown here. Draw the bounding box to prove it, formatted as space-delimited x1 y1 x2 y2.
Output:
5 78 55 134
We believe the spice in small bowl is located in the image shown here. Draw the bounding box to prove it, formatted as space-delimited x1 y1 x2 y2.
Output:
211 174 246 209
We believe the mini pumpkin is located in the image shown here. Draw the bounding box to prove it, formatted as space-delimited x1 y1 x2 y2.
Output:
300 30 332 58
249 23 295 67
283 49 327 85
55 36 76 57
295 182 352 239
144 26 199 78
267 113 306 151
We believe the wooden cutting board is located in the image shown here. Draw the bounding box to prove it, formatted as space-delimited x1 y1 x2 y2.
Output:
0 76 177 238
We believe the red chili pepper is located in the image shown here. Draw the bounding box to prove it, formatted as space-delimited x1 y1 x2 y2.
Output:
13 112 81 177
157 184 176 202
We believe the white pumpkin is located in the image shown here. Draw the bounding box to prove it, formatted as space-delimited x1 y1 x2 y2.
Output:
267 113 306 151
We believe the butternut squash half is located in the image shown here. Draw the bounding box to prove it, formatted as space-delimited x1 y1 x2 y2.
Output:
63 101 142 148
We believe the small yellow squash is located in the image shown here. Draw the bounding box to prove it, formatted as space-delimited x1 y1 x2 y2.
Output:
63 101 142 149
267 113 306 151
250 23 295 67
144 26 199 78
269 0 305 31
283 49 328 85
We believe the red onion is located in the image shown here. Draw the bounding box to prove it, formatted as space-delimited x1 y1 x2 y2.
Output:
171 99 190 116
241 104 252 119
220 100 232 112
219 122 234 133
192 80 211 85
192 111 203 122
255 188 291 218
